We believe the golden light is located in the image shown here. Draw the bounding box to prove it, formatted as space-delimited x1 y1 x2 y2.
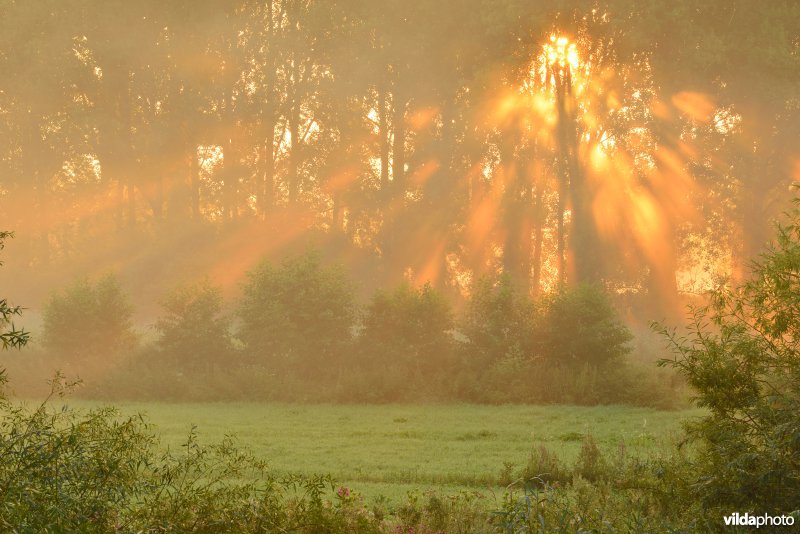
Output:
671 91 715 123
544 34 579 71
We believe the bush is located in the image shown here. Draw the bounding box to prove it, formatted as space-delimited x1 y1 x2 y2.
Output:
656 201 800 521
42 274 136 364
495 433 701 531
456 278 649 406
154 280 234 372
357 282 454 397
0 382 384 532
519 445 569 487
460 275 537 366
238 251 356 379
539 284 632 367
0 231 28 354
0 230 29 397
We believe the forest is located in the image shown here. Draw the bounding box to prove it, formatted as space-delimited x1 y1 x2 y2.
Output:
1 0 799 531
1 0 797 314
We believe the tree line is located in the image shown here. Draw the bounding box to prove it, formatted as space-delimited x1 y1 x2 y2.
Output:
35 252 676 405
2 0 798 317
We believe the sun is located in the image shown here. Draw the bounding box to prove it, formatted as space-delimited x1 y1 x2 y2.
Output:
543 34 580 72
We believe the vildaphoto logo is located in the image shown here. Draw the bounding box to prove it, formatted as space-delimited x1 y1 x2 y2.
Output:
723 513 795 528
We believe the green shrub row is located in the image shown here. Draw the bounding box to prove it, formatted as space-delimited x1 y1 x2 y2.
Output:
36 252 679 406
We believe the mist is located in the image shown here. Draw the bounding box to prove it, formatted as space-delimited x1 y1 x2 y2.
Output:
1 1 800 531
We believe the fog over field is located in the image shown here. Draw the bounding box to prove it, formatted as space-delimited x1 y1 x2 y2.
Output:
0 1 798 531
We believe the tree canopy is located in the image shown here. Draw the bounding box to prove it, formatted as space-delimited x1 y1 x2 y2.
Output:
1 0 797 318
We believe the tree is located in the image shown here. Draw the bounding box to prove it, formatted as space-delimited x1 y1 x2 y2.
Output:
460 275 537 366
238 251 355 378
42 274 136 363
656 197 800 517
360 282 454 381
1 0 797 325
154 280 233 372
539 284 632 367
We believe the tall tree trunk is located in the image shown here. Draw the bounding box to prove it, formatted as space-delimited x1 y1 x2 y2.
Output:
531 184 545 297
223 133 238 221
501 128 531 295
25 123 49 264
730 108 777 284
379 82 390 191
97 61 132 229
381 81 408 285
262 138 275 217
555 67 598 286
555 74 568 288
260 0 278 217
287 50 302 206
555 158 567 288
568 143 599 284
391 86 406 189
288 106 301 205
332 193 343 232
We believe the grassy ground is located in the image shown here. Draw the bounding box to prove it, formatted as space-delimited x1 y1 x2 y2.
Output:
57 401 701 504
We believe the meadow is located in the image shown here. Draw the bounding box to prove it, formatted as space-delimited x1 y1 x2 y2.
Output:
64 401 701 504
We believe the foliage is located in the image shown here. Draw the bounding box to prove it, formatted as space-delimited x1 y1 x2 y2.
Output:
493 480 690 533
656 203 800 520
2 0 799 331
539 284 633 367
0 374 705 532
0 231 28 353
492 431 703 532
455 278 650 405
459 278 633 368
154 279 234 372
0 383 386 532
58 256 674 406
238 251 356 378
42 274 136 363
357 282 455 396
393 490 490 533
363 282 453 359
460 274 537 365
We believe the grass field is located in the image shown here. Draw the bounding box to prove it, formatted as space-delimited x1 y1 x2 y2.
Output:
60 401 701 504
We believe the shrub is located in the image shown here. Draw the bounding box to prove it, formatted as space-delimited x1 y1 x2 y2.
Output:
358 282 454 394
457 278 647 406
460 274 536 366
238 251 356 379
0 231 28 354
574 432 607 482
0 383 384 532
494 477 692 532
656 200 800 520
0 230 29 398
538 284 632 367
496 433 701 531
154 280 234 372
519 445 569 487
394 490 490 533
42 274 136 364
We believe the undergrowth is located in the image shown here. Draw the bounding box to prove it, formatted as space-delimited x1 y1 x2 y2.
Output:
0 375 706 532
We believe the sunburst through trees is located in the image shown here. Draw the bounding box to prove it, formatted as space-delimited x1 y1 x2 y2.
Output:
0 1 796 325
